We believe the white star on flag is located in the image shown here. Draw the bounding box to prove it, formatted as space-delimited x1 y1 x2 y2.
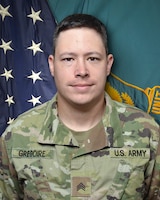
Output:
1 68 14 81
28 95 42 106
5 94 15 106
0 39 14 54
27 40 43 55
27 70 42 84
27 7 43 24
7 117 15 125
0 4 12 21
0 0 57 135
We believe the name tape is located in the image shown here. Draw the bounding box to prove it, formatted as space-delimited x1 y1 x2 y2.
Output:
12 149 52 158
110 148 150 158
12 148 150 158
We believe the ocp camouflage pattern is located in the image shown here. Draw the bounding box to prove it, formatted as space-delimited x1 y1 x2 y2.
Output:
0 93 160 199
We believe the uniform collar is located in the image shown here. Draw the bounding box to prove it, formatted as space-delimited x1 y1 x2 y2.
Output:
102 93 124 147
38 93 123 148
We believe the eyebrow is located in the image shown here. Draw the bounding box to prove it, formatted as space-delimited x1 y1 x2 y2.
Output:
59 52 102 57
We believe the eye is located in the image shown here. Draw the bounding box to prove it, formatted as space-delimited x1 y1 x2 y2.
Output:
88 57 100 62
62 57 74 62
61 57 75 66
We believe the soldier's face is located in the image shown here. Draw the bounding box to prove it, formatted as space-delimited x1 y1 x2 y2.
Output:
49 28 113 107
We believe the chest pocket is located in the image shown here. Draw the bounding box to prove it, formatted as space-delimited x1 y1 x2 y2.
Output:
106 148 150 199
12 147 71 200
18 159 56 200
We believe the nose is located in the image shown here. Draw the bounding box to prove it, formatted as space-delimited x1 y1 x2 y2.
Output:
75 59 89 78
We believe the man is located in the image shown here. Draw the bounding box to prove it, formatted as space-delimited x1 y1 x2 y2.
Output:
0 14 160 200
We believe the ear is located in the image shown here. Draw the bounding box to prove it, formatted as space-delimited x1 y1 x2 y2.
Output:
48 55 55 77
106 54 114 76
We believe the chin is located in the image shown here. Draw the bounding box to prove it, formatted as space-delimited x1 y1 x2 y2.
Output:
69 96 98 107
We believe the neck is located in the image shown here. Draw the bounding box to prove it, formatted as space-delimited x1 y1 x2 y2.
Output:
57 96 106 132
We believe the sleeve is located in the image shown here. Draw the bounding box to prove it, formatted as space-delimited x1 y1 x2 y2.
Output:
146 127 160 200
0 137 23 199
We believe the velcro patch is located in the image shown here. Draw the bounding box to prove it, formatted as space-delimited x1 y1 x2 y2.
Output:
12 149 53 158
72 177 91 197
110 148 150 158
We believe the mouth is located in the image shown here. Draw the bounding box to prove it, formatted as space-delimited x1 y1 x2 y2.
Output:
73 84 92 87
70 83 94 91
71 82 94 87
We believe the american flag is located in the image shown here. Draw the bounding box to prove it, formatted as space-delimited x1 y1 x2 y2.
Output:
0 0 57 135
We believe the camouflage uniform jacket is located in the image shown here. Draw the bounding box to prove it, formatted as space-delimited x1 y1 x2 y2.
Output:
0 93 160 200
